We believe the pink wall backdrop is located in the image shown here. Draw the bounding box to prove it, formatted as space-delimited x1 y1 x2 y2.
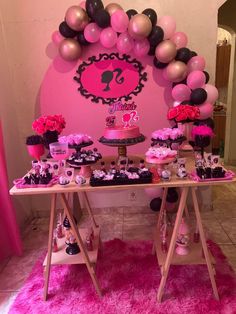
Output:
40 43 173 155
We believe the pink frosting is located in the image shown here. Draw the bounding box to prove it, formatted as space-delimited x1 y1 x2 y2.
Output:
103 125 141 140
152 128 183 141
59 134 92 145
145 147 177 160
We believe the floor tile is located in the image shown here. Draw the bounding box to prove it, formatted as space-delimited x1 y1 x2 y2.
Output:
218 244 236 269
0 263 30 292
123 224 155 240
0 292 17 314
202 220 232 244
220 219 236 243
124 213 157 226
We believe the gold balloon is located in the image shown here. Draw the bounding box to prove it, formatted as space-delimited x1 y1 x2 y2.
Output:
128 14 152 40
59 39 82 61
105 3 123 16
65 5 89 31
164 61 187 82
155 40 177 63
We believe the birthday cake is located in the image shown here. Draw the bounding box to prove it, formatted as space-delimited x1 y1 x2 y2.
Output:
99 125 145 145
146 147 177 164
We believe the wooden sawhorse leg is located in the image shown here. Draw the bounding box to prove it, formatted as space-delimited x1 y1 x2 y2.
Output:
82 191 98 229
157 187 189 302
60 193 102 297
43 193 57 301
191 187 219 300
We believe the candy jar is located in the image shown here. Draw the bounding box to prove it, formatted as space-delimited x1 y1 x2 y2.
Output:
176 218 190 255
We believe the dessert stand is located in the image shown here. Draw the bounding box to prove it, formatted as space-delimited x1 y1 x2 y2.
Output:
151 136 186 149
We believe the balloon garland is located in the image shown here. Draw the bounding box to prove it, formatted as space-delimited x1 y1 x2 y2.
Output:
51 0 218 125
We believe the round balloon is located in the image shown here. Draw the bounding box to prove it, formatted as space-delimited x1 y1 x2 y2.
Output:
142 8 157 27
84 23 101 43
199 102 213 120
172 84 191 102
126 9 138 20
59 38 82 61
111 9 129 33
145 187 162 199
204 84 219 104
157 15 176 39
94 9 111 28
175 48 191 64
164 61 187 82
187 70 206 90
76 31 90 46
105 3 123 16
79 1 86 10
166 187 178 203
100 27 117 48
190 88 208 105
155 40 177 63
133 38 150 57
65 6 89 31
148 45 156 56
150 198 162 212
86 0 104 19
59 21 77 38
148 25 164 47
128 14 152 40
203 71 210 84
117 32 134 53
51 30 64 46
170 32 188 49
194 117 215 130
188 56 206 72
153 57 168 69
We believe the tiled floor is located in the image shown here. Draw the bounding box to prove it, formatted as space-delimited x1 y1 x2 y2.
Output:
0 184 236 313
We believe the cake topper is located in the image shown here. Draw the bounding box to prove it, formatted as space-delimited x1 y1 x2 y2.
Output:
106 115 116 127
122 110 139 127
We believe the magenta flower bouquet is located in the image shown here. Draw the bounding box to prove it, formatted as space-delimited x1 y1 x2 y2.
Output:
32 115 66 135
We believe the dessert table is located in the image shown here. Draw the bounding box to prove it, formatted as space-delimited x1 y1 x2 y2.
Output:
9 161 236 302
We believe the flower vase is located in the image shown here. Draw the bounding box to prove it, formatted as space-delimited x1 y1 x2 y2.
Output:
178 122 194 151
43 130 59 158
27 143 45 161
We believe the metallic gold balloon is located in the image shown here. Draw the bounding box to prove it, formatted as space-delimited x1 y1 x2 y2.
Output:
65 6 89 31
164 61 187 82
155 40 177 63
105 3 123 16
128 14 152 40
59 39 82 61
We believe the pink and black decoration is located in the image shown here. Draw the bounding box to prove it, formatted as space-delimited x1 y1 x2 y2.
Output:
51 0 218 134
74 53 147 104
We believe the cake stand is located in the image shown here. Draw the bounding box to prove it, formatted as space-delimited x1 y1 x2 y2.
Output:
146 156 176 176
68 141 94 153
151 136 186 149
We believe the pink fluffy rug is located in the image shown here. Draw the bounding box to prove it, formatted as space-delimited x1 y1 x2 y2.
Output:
9 239 236 314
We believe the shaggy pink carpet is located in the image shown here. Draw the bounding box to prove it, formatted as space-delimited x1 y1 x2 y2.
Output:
9 239 236 314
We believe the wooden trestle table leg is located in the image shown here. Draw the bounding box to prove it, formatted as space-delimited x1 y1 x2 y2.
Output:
191 187 219 300
157 187 189 303
60 193 102 297
43 193 57 301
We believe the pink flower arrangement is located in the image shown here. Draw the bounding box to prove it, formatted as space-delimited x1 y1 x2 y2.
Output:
191 125 214 138
32 115 66 135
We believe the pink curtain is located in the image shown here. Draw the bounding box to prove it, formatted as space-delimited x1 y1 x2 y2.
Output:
0 120 22 260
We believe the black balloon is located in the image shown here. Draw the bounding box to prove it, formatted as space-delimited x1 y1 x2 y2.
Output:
194 118 215 129
189 50 198 58
142 8 157 26
94 9 110 28
126 9 138 20
76 31 90 46
166 188 178 203
59 21 78 38
148 45 156 56
148 25 164 47
175 48 191 64
180 100 194 106
172 78 187 87
86 0 104 19
190 88 208 105
203 71 210 84
153 57 168 69
150 197 162 212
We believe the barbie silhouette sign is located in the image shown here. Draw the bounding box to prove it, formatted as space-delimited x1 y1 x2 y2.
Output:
74 53 147 105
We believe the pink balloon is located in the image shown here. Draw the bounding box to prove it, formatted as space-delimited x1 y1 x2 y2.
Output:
172 84 191 102
117 32 134 53
187 56 206 72
155 40 177 63
204 84 219 104
157 15 176 39
133 39 150 57
199 102 213 120
79 1 86 10
170 32 188 49
100 27 117 48
84 23 101 43
173 100 181 107
145 187 163 199
51 30 64 46
163 61 187 83
187 70 206 89
111 9 129 33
